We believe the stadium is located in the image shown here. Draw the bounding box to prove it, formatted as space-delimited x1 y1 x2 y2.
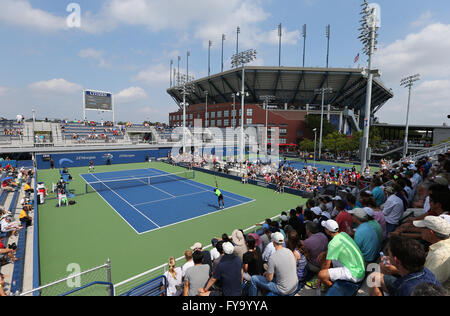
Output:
0 0 449 300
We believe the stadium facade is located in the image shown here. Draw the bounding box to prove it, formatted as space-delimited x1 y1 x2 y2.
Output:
167 66 394 144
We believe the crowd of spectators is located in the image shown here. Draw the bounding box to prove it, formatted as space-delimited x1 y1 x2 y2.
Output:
162 150 450 296
0 164 34 296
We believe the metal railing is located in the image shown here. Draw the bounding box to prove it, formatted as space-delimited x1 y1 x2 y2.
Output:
18 259 112 296
113 215 281 296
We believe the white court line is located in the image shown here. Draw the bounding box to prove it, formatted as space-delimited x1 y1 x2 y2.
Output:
130 176 176 198
136 199 256 235
81 174 141 235
149 168 249 204
133 190 210 207
90 174 161 229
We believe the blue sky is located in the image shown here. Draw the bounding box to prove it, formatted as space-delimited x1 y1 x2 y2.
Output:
0 0 449 125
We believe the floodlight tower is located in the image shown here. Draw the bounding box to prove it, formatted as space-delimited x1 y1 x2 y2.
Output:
302 24 307 67
177 74 196 153
359 0 380 172
231 49 257 162
221 34 226 73
401 74 421 158
208 41 212 77
278 23 282 67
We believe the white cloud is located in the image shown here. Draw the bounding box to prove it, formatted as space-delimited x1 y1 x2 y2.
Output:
0 0 67 32
115 87 148 103
78 48 109 68
132 64 170 86
255 27 300 46
29 79 82 94
0 86 10 96
373 23 450 125
411 11 434 28
374 23 450 82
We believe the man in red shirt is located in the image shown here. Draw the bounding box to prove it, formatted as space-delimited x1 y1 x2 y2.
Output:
335 200 354 237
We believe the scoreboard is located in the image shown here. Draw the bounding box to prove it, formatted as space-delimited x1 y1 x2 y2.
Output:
84 90 113 111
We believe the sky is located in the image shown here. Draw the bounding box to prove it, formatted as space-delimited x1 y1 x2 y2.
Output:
0 0 449 126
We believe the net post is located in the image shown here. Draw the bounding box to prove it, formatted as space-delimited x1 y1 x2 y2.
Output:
106 258 113 296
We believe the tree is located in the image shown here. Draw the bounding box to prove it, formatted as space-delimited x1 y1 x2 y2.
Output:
305 115 337 139
299 139 315 152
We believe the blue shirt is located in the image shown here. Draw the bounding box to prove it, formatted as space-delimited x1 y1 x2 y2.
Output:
393 268 441 296
354 222 380 263
372 186 385 207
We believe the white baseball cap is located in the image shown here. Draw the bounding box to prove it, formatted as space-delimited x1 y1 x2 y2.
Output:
413 216 450 237
311 207 322 216
190 242 202 250
271 232 285 244
222 242 235 255
321 220 339 233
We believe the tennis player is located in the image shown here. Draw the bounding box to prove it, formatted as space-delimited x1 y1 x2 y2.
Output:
214 187 225 209
88 160 95 173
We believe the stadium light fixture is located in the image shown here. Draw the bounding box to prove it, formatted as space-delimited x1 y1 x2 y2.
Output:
315 87 333 159
231 49 257 162
359 0 380 172
400 74 421 158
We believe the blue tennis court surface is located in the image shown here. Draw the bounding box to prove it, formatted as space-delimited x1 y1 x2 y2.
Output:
81 168 254 234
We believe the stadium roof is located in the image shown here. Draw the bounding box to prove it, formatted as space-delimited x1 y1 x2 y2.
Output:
167 66 394 113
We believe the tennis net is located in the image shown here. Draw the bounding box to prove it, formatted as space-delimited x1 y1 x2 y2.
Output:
85 170 195 194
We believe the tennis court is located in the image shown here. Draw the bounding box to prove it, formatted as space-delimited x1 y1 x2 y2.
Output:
81 168 254 234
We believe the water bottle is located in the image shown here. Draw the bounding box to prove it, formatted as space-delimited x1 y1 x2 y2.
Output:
380 252 389 265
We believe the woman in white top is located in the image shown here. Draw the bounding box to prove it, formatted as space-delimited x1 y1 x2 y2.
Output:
163 257 183 296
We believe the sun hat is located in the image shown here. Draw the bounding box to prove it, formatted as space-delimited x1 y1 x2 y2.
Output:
232 229 246 246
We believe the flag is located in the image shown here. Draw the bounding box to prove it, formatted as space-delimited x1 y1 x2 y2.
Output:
354 53 360 63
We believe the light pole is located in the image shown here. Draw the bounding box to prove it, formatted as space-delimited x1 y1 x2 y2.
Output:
359 0 380 172
208 40 212 77
313 128 317 167
32 109 36 144
315 87 333 160
187 51 190 79
170 59 173 87
205 91 209 128
326 25 331 68
260 95 276 161
177 74 195 154
401 74 421 158
177 56 181 86
231 93 237 128
232 49 257 162
236 26 240 55
302 24 307 67
278 23 282 67
221 34 226 73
